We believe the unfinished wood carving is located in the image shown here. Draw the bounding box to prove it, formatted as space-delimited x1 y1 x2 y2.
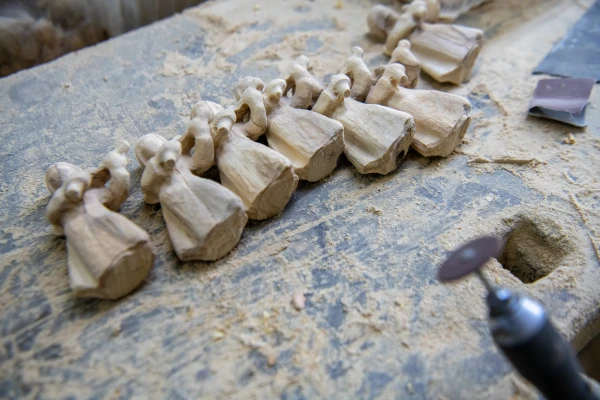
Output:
389 39 421 88
367 3 483 84
341 47 375 102
240 77 344 182
45 141 154 299
313 74 415 175
199 82 299 220
409 22 483 85
137 131 247 261
367 63 471 157
368 2 427 56
284 55 324 109
177 103 220 176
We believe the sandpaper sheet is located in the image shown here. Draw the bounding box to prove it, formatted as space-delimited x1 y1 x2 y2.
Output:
528 78 595 127
533 0 600 81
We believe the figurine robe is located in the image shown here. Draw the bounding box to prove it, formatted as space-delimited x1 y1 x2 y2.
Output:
238 77 344 182
366 63 471 157
313 74 415 175
213 83 298 220
45 141 154 299
367 2 483 84
137 133 247 261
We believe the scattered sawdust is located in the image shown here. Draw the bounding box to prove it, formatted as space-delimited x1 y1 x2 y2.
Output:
365 205 382 215
2 0 599 399
471 82 509 116
468 154 544 166
569 192 588 224
588 233 600 262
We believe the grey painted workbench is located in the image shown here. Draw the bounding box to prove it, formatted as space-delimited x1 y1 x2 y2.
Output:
1 0 599 398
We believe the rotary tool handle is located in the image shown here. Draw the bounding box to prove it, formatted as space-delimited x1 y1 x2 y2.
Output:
500 318 598 400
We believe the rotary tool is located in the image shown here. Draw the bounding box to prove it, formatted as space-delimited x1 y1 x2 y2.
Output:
439 236 599 400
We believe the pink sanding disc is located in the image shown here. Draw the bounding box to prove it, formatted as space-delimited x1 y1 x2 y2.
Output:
438 236 501 282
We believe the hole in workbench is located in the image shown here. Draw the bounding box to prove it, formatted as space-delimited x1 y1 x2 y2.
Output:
579 331 600 383
498 215 568 284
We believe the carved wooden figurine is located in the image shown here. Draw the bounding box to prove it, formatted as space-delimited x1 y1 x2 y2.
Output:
45 141 154 299
313 74 415 175
369 2 428 56
367 2 483 84
238 77 345 182
389 39 421 88
341 47 375 102
283 55 324 109
205 82 298 220
366 63 471 157
136 130 247 261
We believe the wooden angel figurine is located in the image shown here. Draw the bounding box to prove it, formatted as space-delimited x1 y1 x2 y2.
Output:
341 47 375 102
136 129 247 261
283 55 324 109
367 2 483 84
389 40 421 88
368 2 429 56
234 76 344 182
312 74 415 175
44 141 154 299
197 86 298 220
366 63 471 157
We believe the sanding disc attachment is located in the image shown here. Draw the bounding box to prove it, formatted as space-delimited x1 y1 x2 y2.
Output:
438 236 501 282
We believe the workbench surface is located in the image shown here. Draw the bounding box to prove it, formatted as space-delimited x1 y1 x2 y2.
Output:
1 0 599 398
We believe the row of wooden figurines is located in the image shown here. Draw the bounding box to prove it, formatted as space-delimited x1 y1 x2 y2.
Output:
367 0 484 85
44 41 472 299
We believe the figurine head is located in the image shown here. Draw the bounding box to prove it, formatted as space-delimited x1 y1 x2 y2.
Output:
211 107 236 142
351 46 364 58
296 55 310 70
329 74 352 99
367 5 398 40
382 64 408 87
190 101 222 120
397 39 411 49
64 170 91 202
233 77 265 101
408 1 427 20
136 134 167 167
99 140 130 175
157 139 181 171
265 79 286 103
390 40 420 68
114 140 130 155
45 162 84 194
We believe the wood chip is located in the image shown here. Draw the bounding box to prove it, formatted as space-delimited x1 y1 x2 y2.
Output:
564 133 576 145
292 293 305 311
